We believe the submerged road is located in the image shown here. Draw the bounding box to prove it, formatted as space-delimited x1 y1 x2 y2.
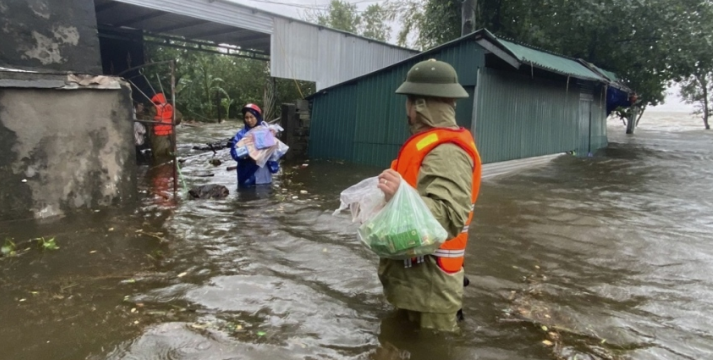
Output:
1 118 711 360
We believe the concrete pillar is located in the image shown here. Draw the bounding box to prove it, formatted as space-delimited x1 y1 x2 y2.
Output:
0 73 137 221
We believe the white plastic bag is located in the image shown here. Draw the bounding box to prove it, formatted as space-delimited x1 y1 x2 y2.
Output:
334 176 448 260
332 177 385 223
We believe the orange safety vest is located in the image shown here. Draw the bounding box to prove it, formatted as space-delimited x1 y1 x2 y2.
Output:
390 127 482 273
151 93 173 136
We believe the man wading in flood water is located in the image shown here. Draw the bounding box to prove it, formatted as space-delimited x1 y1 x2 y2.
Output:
376 59 482 332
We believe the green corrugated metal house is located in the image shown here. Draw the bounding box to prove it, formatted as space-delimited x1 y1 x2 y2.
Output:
307 29 627 166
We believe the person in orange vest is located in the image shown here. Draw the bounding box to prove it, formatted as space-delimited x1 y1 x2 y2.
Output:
148 93 182 162
375 59 482 332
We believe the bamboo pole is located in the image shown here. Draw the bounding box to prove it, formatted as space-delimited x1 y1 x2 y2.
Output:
170 60 178 197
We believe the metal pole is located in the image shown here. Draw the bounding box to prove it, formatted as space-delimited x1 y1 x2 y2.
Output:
170 60 178 197
142 71 157 95
127 79 155 104
156 73 166 97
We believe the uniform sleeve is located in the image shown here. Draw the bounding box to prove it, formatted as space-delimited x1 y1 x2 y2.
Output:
416 143 474 239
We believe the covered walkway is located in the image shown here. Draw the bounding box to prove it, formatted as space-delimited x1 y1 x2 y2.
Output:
94 0 417 90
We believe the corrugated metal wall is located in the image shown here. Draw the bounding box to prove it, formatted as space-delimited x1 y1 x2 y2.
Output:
476 68 607 163
271 18 418 90
309 40 484 167
114 0 273 33
310 84 359 162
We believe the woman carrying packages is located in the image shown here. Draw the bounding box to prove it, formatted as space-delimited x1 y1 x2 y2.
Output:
228 104 282 189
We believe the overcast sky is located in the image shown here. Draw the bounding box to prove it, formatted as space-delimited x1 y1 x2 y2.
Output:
230 0 694 113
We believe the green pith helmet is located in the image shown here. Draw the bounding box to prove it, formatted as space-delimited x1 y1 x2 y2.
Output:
395 59 469 99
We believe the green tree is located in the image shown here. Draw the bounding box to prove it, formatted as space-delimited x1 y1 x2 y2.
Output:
680 74 712 130
361 4 392 42
674 2 713 130
316 0 361 33
141 40 315 122
389 0 713 128
308 0 391 42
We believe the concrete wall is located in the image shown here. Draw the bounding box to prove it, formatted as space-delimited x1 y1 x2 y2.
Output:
0 0 102 74
0 75 136 220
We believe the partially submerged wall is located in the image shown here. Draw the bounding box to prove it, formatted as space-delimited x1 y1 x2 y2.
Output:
0 0 102 73
0 73 136 220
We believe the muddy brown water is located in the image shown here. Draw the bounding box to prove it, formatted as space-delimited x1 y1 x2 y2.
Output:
1 119 712 360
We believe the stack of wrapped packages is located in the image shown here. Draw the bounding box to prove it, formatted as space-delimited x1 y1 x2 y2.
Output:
236 124 289 166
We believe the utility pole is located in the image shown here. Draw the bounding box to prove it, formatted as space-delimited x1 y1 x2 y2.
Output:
462 0 476 36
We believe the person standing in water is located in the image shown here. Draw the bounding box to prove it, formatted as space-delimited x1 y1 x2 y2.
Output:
228 104 280 189
376 59 482 332
148 92 182 162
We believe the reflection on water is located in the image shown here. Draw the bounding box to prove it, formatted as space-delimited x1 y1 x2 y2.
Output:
1 115 712 360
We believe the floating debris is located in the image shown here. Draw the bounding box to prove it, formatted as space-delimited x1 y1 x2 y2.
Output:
188 184 229 200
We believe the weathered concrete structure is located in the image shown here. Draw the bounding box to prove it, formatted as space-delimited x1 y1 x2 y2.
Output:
0 72 136 220
0 0 102 74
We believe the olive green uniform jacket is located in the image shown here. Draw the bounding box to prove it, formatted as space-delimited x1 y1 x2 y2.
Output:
378 98 475 331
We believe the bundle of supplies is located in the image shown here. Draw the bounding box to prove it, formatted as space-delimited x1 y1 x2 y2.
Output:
333 175 448 260
235 124 289 167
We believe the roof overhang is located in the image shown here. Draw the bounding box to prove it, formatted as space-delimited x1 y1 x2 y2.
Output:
473 29 612 84
94 0 417 90
95 0 272 58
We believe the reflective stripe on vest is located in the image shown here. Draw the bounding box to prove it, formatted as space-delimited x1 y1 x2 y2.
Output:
391 127 482 273
153 104 173 136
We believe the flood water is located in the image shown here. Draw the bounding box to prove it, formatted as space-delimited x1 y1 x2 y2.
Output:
1 112 712 360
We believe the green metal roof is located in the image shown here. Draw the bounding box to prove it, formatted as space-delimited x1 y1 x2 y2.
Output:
496 38 605 81
593 66 619 82
309 28 619 98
